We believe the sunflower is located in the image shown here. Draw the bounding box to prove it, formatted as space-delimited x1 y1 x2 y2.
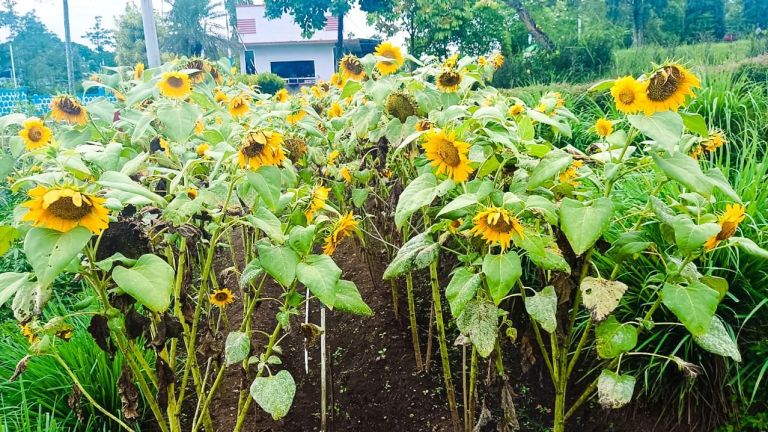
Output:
311 85 325 98
50 96 88 125
210 288 235 307
186 188 199 199
134 63 145 80
287 107 306 125
595 118 613 138
185 58 208 83
214 89 229 104
328 102 343 119
415 119 433 132
331 72 346 89
338 54 365 81
328 150 340 165
422 129 474 182
21 186 109 234
705 203 746 251
610 76 648 114
157 72 191 99
305 186 330 222
444 54 459 69
702 129 726 152
508 103 525 117
19 117 52 150
196 143 210 157
237 130 286 170
469 207 524 250
339 166 352 184
275 88 289 103
559 160 584 187
374 41 404 76
492 53 504 69
194 120 204 135
436 69 462 93
478 56 488 67
228 94 250 117
644 63 700 115
322 212 358 256
20 323 38 344
385 91 418 122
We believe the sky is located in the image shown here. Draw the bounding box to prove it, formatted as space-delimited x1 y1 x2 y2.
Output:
3 0 389 49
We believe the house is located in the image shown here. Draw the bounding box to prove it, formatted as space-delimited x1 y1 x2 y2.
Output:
235 2 379 87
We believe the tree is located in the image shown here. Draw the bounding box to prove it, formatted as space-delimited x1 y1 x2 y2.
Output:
85 16 115 53
165 0 230 58
685 0 725 41
743 0 768 30
607 0 669 46
502 0 554 50
114 3 167 66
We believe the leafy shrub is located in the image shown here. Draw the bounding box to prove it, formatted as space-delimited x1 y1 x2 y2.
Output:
236 72 286 95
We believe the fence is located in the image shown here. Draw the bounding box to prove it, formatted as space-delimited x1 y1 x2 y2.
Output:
0 87 117 116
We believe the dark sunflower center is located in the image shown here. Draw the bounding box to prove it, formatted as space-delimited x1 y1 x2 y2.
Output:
438 71 461 87
58 98 82 116
167 76 184 88
48 196 92 220
242 141 265 158
214 292 230 302
489 215 513 233
436 139 461 167
385 93 417 122
343 58 364 75
647 66 683 102
618 88 636 105
28 126 43 142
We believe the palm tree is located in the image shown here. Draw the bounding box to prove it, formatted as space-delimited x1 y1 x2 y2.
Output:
165 0 231 58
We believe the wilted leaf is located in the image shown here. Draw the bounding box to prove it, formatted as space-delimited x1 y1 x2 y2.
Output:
581 277 627 321
250 370 296 420
597 370 635 409
524 286 557 333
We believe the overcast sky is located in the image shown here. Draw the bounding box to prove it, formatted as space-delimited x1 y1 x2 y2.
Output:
4 0 388 49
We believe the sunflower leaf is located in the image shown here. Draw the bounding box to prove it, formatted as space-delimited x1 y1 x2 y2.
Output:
24 227 92 290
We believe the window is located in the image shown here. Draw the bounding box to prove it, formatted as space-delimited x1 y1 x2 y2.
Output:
270 61 315 79
244 51 256 74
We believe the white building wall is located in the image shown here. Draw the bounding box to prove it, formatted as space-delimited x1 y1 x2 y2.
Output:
236 5 337 45
243 43 336 81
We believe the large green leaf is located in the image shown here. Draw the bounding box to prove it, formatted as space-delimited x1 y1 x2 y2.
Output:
661 281 719 336
248 207 284 243
671 216 720 255
157 102 199 144
24 227 92 289
514 231 570 273
257 245 299 287
296 255 342 308
246 166 282 212
333 280 372 316
693 316 741 362
482 252 522 305
225 331 251 366
526 149 572 190
287 225 315 257
627 111 684 151
524 286 557 333
395 173 439 229
437 193 478 218
652 153 714 197
383 233 439 279
581 277 627 322
456 299 498 357
250 370 296 420
98 171 167 207
595 316 638 359
112 254 175 313
445 268 481 318
729 237 768 259
559 197 613 256
680 112 708 137
597 370 635 409
239 259 264 289
0 272 32 308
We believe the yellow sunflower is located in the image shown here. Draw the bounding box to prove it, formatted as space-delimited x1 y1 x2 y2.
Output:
328 150 340 165
20 323 38 344
185 58 209 84
157 72 191 99
322 212 358 256
444 53 459 69
702 129 726 152
50 96 88 125
610 76 648 114
559 160 584 187
186 188 198 199
21 186 109 234
194 120 204 135
422 129 474 182
210 288 235 307
214 89 229 104
374 41 404 76
705 203 746 251
328 102 343 119
595 118 613 138
469 206 524 250
134 63 145 80
492 53 504 69
415 119 433 132
275 88 289 103
287 107 306 125
19 117 52 150
478 56 488 67
228 94 250 117
331 72 346 89
237 130 286 170
340 54 366 80
305 185 330 222
508 103 525 116
196 143 210 157
436 69 462 93
644 63 701 115
339 166 352 184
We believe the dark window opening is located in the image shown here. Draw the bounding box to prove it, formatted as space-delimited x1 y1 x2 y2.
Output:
270 60 315 78
244 51 256 74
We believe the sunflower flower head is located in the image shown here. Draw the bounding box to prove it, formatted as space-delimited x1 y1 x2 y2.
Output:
595 118 613 138
19 117 52 150
339 166 352 184
705 203 746 251
478 56 488 67
50 96 88 125
491 53 505 69
610 76 648 114
323 212 358 256
194 120 205 135
469 207 524 250
444 53 459 69
328 102 343 119
275 88 289 103
422 129 474 182
157 72 191 99
436 69 462 93
305 185 330 222
385 91 418 123
702 129 726 152
210 288 235 308
559 160 584 187
196 143 210 157
415 119 433 132
228 94 250 118
214 89 229 104
134 63 145 80
185 58 209 84
331 72 346 89
340 54 366 80
374 41 404 76
508 103 525 117
644 63 701 115
284 137 308 162
21 185 109 234
237 130 286 170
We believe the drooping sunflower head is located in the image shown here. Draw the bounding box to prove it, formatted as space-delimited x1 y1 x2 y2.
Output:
50 96 87 125
185 58 208 83
214 88 229 104
492 53 505 69
340 54 365 80
284 136 308 162
19 117 52 150
21 185 109 234
237 130 286 170
705 203 746 251
158 72 192 99
469 206 524 250
415 119 433 132
339 166 352 184
422 129 474 182
322 211 358 256
208 63 223 84
134 63 145 80
595 118 613 138
374 41 404 76
610 76 648 114
275 88 289 103
436 69 462 93
385 91 418 123
210 288 235 307
644 63 701 114
559 160 584 187
328 102 343 119
330 72 346 89
702 129 726 152
305 185 330 222
228 94 250 117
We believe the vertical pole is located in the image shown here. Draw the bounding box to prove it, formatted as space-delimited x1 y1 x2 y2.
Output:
320 307 327 432
335 9 344 71
141 0 162 67
9 43 17 88
62 0 74 94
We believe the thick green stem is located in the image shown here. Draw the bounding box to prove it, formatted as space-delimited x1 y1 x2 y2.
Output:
429 260 460 431
405 271 423 370
468 346 477 431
